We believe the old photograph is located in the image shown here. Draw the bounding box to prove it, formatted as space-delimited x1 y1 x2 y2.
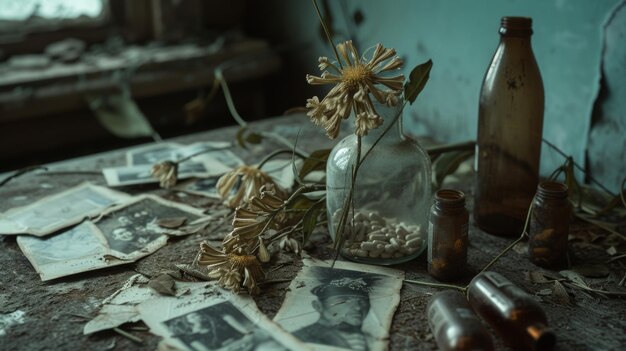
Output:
103 159 230 187
181 142 244 169
126 142 185 166
138 283 310 351
175 177 224 199
274 259 404 351
94 195 204 256
0 183 130 236
18 195 206 280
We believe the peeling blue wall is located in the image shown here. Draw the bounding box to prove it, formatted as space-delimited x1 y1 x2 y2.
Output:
268 0 625 192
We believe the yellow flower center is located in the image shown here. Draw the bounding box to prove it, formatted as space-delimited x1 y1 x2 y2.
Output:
229 254 259 268
342 65 371 92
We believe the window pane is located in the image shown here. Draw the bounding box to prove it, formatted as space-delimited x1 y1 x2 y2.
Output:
0 0 103 20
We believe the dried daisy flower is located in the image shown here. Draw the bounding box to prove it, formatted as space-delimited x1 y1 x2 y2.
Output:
151 161 178 189
198 241 264 294
216 165 283 209
306 41 404 138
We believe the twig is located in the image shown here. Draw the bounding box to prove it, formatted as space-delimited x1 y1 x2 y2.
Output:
404 279 467 293
258 149 308 169
562 282 626 297
608 253 626 263
113 328 143 344
575 212 626 241
478 201 534 275
542 138 616 197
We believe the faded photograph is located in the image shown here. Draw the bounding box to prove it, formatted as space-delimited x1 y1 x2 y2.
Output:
182 142 243 169
274 261 404 351
18 221 105 265
128 142 183 166
96 197 200 255
0 183 129 236
138 284 310 351
164 301 287 351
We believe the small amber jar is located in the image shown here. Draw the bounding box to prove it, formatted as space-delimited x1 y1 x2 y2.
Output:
528 181 571 268
427 290 494 351
428 189 469 281
467 271 556 351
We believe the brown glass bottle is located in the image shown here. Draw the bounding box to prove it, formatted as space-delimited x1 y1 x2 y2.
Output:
528 181 571 268
475 17 545 237
428 189 468 281
427 290 494 351
467 271 556 351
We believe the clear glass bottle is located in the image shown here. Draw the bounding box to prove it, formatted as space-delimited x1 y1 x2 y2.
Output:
475 17 545 237
428 189 469 281
326 98 431 265
467 271 556 351
427 290 494 351
528 181 571 268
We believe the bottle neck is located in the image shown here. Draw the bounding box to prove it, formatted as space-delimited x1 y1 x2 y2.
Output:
433 189 466 214
535 181 568 203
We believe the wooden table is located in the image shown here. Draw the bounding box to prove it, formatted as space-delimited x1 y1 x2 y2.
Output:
1 114 624 351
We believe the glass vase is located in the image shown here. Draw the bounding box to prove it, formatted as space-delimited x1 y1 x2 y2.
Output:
326 99 431 265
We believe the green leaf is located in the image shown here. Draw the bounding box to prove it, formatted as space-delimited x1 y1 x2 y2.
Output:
404 59 433 105
302 200 325 244
299 149 331 180
433 150 474 188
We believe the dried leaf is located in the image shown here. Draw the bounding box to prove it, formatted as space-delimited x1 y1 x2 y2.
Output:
551 280 571 305
513 241 528 255
404 59 433 105
606 246 618 256
527 271 551 284
156 217 187 229
559 270 589 288
571 263 610 278
148 274 176 296
87 87 155 139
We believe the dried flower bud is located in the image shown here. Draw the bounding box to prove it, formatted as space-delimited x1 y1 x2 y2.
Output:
257 238 271 263
151 161 178 189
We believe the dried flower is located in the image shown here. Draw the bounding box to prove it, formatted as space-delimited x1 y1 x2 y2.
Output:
306 41 404 138
222 185 286 253
257 238 271 263
198 241 264 294
151 161 178 189
216 165 282 209
280 236 301 255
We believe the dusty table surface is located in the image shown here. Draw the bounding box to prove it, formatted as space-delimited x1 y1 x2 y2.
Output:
1 115 625 351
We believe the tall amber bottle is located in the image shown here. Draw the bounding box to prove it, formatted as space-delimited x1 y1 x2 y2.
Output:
475 17 545 236
467 271 556 351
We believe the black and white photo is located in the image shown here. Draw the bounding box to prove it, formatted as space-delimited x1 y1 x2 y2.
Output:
138 285 310 351
274 260 404 351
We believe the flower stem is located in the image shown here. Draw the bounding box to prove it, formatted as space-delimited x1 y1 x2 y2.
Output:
258 149 308 169
312 0 343 69
174 145 233 165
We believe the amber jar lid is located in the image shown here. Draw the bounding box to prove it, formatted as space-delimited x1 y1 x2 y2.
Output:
433 189 466 211
500 16 533 36
536 181 568 200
